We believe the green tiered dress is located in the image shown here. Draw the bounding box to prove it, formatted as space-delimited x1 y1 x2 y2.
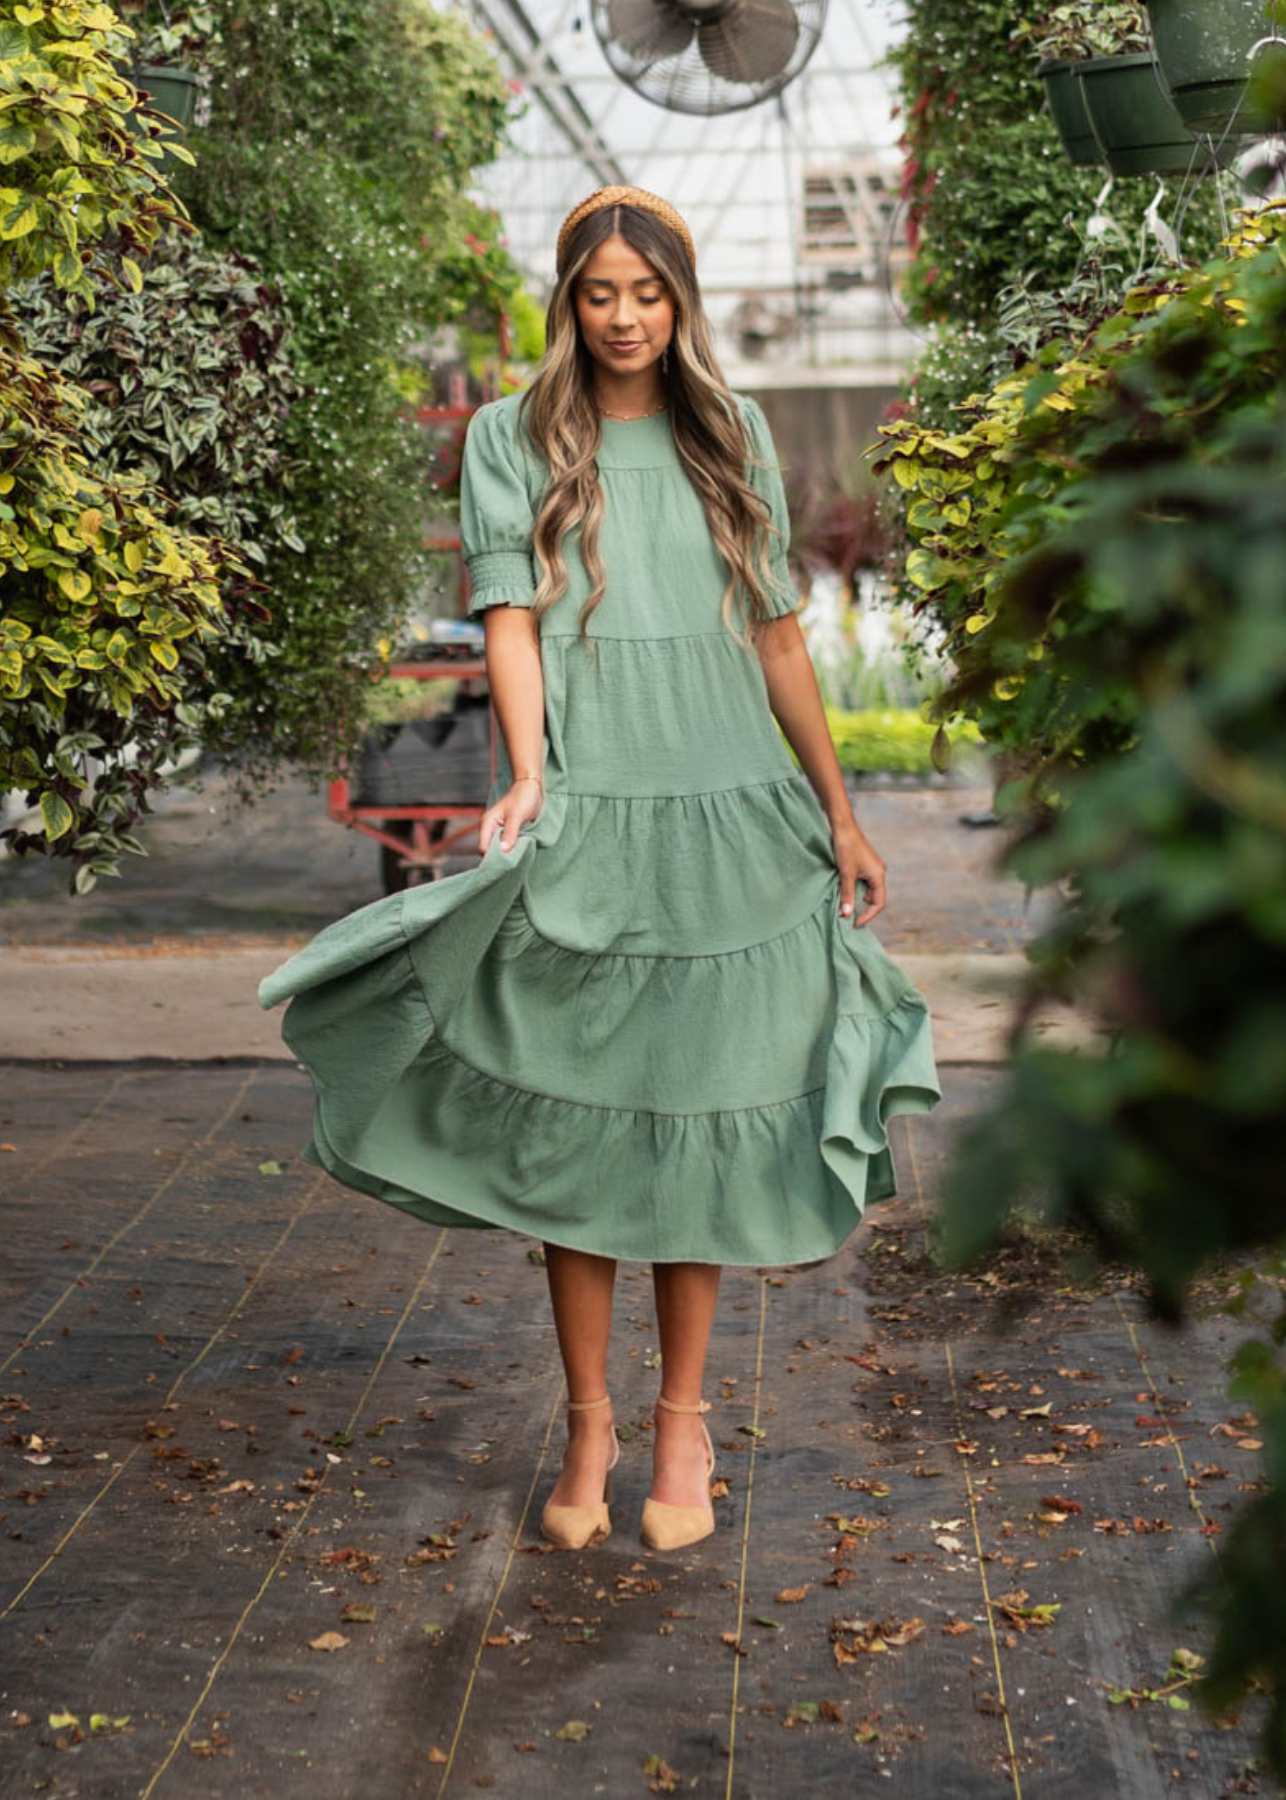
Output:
258 391 941 1265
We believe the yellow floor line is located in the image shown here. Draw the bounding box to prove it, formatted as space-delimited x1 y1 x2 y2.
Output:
1 1068 258 1376
1114 1294 1217 1547
141 1226 450 1797
2 1168 329 1621
435 1375 564 1797
724 1270 768 1800
944 1339 1024 1800
905 1118 1023 1800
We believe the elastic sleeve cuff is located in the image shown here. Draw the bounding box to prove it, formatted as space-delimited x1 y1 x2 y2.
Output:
765 581 800 617
465 549 537 614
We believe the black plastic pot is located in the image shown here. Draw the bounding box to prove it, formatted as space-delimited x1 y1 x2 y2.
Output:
1145 0 1286 136
352 698 492 808
1039 57 1102 165
1079 51 1218 174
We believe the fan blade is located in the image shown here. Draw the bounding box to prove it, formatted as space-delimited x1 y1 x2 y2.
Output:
607 0 696 62
698 0 798 83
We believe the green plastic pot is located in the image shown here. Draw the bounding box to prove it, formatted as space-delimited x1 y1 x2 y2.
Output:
1145 0 1286 135
126 63 198 169
1038 57 1102 165
133 63 198 128
1078 51 1217 174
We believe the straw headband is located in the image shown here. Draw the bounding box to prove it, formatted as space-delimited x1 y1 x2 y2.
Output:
556 185 697 275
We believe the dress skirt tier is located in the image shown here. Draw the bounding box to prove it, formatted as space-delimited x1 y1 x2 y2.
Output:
258 391 942 1265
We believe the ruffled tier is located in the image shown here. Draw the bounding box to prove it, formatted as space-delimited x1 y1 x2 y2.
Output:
517 774 836 956
259 784 941 1265
538 630 797 798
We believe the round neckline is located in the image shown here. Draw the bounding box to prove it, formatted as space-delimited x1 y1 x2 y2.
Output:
599 405 670 427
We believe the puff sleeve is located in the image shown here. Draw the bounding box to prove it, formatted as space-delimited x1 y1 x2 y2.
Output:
740 394 800 618
459 401 538 614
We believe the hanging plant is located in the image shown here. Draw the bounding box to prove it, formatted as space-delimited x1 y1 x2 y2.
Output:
1144 0 1286 136
1035 59 1101 165
1010 3 1151 63
1012 4 1149 169
1079 51 1239 175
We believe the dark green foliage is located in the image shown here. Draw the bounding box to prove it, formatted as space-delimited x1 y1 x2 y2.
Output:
168 0 519 788
883 0 1229 422
0 338 246 889
936 219 1286 1770
17 226 301 566
886 0 1140 326
881 1 1286 1761
0 3 247 886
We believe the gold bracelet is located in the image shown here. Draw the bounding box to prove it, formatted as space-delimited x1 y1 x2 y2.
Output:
512 773 543 785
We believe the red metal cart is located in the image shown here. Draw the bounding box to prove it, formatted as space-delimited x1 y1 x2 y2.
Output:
326 395 515 891
327 639 499 894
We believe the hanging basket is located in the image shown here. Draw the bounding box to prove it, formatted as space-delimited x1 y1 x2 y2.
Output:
1144 0 1286 136
1038 58 1102 166
1078 51 1219 175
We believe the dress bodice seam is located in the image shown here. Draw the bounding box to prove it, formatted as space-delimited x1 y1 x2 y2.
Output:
539 629 753 644
556 771 804 802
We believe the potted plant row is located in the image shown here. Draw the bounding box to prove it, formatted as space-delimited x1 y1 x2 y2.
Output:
1017 3 1246 175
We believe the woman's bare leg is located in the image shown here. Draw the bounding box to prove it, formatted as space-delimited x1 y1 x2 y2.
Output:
650 1261 722 1507
543 1242 618 1507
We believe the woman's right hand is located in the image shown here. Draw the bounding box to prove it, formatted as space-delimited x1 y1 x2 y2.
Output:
478 777 543 855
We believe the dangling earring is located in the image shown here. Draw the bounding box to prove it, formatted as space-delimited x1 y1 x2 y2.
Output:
662 342 670 376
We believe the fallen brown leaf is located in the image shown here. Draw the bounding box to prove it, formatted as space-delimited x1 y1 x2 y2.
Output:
642 1752 680 1792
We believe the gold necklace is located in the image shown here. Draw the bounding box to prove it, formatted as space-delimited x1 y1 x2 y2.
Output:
597 398 668 421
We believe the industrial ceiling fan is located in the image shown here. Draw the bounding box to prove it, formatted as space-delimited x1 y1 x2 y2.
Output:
591 0 826 114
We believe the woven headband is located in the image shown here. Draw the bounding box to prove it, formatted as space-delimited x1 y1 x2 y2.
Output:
556 185 696 274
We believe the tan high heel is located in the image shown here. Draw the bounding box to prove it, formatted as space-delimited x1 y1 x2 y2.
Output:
540 1392 619 1550
640 1395 716 1552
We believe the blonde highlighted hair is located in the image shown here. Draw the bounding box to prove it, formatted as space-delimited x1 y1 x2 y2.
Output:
515 201 785 655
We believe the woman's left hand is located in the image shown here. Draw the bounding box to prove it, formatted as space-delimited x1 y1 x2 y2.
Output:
831 819 886 927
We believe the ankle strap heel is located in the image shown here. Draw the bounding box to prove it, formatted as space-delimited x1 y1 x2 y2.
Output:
641 1394 717 1552
541 1392 617 1550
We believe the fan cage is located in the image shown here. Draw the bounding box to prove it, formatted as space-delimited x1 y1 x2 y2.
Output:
590 0 827 117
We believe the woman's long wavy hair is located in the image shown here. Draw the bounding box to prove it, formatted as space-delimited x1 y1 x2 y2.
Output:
515 202 784 656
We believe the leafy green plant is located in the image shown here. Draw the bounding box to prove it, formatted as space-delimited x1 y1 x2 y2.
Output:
0 0 192 305
0 339 245 887
881 0 1227 612
110 0 219 68
168 0 524 791
0 0 243 885
827 706 985 775
885 0 1155 329
1011 3 1150 62
873 204 1286 786
16 224 301 565
932 207 1286 1775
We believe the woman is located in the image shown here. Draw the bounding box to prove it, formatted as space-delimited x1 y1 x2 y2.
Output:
259 185 941 1556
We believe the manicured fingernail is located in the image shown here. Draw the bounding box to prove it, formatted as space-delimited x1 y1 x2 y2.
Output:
840 903 852 915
